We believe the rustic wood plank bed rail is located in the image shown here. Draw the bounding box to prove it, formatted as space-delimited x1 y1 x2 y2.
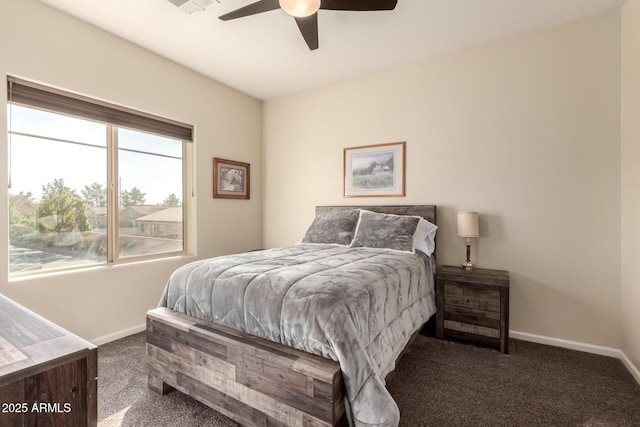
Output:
146 205 436 427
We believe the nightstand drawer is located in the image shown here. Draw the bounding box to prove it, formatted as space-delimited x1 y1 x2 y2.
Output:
443 304 501 340
443 282 500 312
443 304 501 328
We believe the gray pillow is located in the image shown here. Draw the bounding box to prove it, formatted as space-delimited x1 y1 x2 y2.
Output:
301 209 360 245
351 210 420 253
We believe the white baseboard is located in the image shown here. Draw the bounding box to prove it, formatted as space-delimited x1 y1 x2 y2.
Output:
511 330 640 386
620 351 640 385
510 330 621 358
90 323 146 346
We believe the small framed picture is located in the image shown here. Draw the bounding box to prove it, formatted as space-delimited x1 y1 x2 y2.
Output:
213 158 250 199
343 141 405 197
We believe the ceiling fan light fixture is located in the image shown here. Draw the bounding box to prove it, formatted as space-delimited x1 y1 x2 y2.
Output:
279 0 321 18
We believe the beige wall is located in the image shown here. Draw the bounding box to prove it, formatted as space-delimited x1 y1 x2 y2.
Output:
621 0 640 374
264 11 622 348
0 0 262 342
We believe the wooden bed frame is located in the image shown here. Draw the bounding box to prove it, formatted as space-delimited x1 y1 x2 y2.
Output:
146 205 436 427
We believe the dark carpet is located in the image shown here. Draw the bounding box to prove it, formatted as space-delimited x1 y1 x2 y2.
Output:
97 332 640 426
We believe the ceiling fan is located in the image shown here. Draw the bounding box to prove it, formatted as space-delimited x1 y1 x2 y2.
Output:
219 0 398 50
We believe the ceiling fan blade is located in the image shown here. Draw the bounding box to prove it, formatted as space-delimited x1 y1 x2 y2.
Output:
320 0 397 11
295 14 319 50
219 0 280 21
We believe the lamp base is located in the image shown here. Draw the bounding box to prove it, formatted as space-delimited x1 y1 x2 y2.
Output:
461 261 474 270
462 242 475 270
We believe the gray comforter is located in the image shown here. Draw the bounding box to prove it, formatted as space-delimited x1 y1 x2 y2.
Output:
159 244 436 427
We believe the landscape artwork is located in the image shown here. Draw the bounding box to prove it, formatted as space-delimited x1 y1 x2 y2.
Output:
343 142 405 197
213 158 250 199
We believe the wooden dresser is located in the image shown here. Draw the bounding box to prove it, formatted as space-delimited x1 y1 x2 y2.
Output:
0 294 97 426
436 265 510 354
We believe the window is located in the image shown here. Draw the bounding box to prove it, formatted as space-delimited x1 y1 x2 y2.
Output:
7 77 192 277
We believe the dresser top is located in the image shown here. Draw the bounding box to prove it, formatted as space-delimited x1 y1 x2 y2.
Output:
0 294 96 381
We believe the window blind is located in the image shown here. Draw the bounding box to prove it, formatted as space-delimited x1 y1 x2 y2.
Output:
7 76 193 142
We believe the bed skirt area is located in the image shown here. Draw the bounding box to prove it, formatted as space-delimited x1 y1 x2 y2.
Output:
146 307 347 427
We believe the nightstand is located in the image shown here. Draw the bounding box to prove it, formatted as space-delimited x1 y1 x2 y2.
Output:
436 265 510 354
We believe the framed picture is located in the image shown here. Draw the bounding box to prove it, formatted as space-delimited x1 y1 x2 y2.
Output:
343 141 406 197
213 158 250 199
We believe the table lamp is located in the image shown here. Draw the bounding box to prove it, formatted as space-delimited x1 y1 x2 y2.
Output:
457 211 479 270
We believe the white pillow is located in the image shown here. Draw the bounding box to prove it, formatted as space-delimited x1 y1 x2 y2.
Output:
413 218 438 256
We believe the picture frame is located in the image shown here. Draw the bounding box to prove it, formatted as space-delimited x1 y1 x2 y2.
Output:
213 157 250 199
343 141 406 197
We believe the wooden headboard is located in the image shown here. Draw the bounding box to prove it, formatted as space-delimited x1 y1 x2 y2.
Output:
316 205 437 225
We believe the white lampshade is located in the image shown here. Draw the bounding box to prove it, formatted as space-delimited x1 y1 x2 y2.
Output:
279 0 321 17
457 212 479 238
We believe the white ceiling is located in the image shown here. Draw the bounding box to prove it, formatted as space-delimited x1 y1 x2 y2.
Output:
38 0 624 100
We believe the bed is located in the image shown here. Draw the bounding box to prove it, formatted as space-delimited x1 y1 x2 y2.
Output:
146 205 437 427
